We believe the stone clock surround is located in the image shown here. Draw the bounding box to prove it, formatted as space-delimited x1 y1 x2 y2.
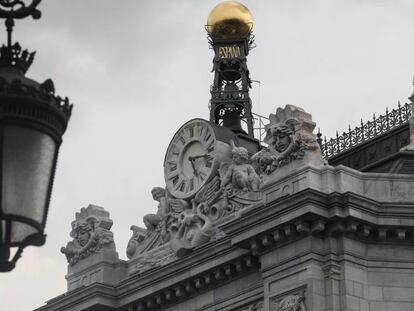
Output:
164 119 235 199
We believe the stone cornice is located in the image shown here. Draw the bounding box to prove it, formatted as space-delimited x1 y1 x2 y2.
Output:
226 189 414 257
117 240 251 296
37 241 258 310
117 250 259 309
35 283 117 311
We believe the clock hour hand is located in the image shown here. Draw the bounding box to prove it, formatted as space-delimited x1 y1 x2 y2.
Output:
188 154 212 176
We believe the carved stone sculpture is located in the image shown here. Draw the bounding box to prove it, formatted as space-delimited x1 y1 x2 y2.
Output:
170 202 224 257
237 301 264 311
61 205 115 265
129 142 265 260
127 187 191 258
277 294 306 311
128 160 264 260
220 143 261 192
126 225 146 259
143 187 170 240
195 172 263 221
253 105 322 174
245 302 264 311
132 246 177 274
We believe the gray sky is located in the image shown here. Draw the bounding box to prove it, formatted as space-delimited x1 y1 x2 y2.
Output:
0 1 413 310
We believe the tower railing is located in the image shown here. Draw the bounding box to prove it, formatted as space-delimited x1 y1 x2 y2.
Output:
252 112 269 146
320 102 412 159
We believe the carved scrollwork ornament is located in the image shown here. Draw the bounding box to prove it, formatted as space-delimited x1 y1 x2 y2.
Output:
61 205 115 265
246 301 263 311
252 105 321 174
277 294 306 311
0 0 42 19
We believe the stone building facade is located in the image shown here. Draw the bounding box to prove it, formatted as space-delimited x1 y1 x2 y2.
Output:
35 100 414 311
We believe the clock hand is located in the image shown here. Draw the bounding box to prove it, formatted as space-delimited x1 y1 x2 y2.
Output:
188 154 212 176
188 154 212 161
189 156 198 176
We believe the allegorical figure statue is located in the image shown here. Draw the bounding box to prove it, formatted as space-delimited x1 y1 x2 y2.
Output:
127 187 191 259
143 187 170 240
220 145 261 192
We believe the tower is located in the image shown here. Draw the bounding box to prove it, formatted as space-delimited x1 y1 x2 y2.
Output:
207 1 255 139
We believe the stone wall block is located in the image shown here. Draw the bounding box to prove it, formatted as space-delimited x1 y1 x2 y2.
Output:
383 287 414 302
368 272 414 287
340 294 360 311
369 301 414 311
368 286 383 301
353 282 364 298
360 298 369 311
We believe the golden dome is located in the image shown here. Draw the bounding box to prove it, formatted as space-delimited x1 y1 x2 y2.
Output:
207 1 254 39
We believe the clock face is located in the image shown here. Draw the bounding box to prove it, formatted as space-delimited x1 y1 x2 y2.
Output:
164 119 219 199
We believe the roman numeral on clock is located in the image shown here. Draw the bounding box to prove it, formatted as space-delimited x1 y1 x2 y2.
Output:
171 144 181 156
167 159 177 172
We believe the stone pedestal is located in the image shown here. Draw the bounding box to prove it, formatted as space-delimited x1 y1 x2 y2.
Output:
66 249 127 291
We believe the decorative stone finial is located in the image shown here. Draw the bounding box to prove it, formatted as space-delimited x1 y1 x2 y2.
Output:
61 204 115 265
252 105 324 176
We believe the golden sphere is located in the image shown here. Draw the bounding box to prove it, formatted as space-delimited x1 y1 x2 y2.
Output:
207 1 254 39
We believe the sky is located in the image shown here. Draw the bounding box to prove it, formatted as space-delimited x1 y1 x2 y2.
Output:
0 0 413 310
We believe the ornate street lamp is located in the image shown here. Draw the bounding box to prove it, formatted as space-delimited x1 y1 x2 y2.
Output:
0 0 72 272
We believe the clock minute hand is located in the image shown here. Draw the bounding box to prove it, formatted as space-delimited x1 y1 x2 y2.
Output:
188 154 210 161
188 154 212 176
188 156 198 176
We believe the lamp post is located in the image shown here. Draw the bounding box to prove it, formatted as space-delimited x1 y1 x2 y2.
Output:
0 0 72 272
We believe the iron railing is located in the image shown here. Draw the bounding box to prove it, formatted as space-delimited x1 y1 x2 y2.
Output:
252 112 269 146
320 102 412 159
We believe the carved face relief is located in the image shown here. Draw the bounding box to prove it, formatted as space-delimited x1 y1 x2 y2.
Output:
231 146 248 165
62 205 115 265
232 152 243 165
77 228 91 247
273 132 291 153
151 187 165 201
